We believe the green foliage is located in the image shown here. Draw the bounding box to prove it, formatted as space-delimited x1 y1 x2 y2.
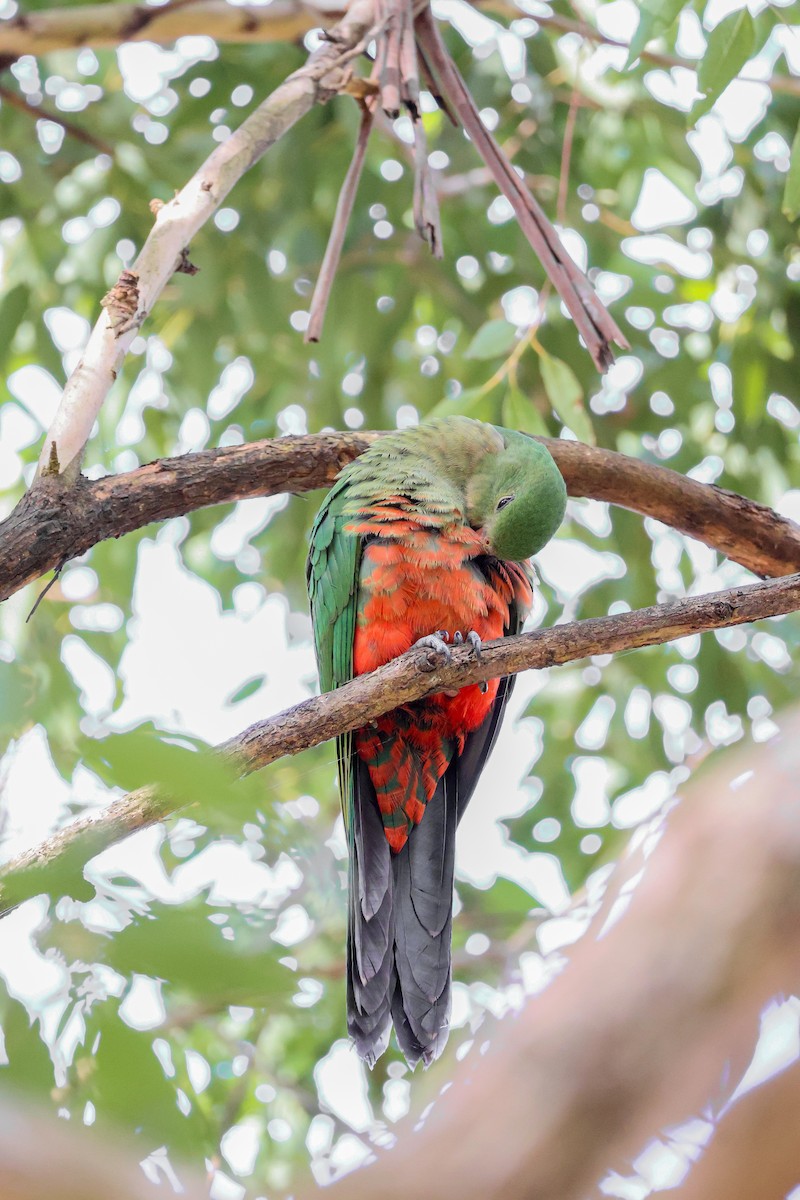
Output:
0 0 798 1193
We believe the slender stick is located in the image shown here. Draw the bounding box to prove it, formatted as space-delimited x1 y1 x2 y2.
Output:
415 7 628 372
413 111 443 257
305 102 376 343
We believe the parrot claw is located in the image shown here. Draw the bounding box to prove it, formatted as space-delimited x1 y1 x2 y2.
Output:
414 633 452 670
453 631 464 645
465 631 482 660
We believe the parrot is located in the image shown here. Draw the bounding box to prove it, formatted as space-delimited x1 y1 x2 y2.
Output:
306 416 567 1067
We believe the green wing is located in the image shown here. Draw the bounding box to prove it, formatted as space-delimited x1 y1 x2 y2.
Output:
306 477 362 827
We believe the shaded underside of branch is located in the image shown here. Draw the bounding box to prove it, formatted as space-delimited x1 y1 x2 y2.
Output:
2 432 799 604
2 569 799 904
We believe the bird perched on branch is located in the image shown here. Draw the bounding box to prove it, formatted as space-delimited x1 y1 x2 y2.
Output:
307 417 567 1066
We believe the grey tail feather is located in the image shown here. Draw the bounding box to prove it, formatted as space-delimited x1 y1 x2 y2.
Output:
346 676 517 1067
347 759 457 1069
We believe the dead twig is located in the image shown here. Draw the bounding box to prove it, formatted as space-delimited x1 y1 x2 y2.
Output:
414 7 628 372
306 101 376 343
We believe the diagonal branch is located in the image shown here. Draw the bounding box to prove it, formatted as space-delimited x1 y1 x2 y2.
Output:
2 570 800 907
306 101 376 343
415 7 627 372
2 432 800 605
33 0 379 478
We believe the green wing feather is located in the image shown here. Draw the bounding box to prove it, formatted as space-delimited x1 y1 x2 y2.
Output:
306 477 362 830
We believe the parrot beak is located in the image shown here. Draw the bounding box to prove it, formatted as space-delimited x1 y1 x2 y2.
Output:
474 526 492 554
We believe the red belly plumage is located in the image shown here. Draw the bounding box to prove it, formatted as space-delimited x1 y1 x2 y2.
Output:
348 515 532 851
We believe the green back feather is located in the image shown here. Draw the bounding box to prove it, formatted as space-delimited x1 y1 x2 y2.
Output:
306 475 362 828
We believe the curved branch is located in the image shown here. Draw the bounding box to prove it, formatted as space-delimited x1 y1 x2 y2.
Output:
2 570 799 906
33 0 378 476
2 433 799 604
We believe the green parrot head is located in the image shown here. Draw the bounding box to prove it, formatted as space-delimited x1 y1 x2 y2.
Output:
466 427 567 562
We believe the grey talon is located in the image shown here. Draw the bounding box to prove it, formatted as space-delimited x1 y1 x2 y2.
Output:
466 631 483 660
414 633 452 665
453 631 464 645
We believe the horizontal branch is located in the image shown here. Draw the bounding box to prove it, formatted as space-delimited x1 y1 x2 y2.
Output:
298 705 800 1200
2 570 799 906
226 570 800 770
2 1 797 101
0 0 332 60
2 432 800 604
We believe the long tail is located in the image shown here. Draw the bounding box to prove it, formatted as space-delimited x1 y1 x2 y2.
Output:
347 758 456 1067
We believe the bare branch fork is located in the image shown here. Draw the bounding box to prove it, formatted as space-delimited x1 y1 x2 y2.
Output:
27 0 626 478
31 0 380 478
2 570 800 906
306 1 624 358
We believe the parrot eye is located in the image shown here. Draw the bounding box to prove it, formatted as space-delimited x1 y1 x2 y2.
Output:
496 494 515 511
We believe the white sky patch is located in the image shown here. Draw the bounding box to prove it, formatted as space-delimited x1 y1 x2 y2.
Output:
7 364 63 429
221 1119 261 1177
621 234 712 279
314 1039 374 1133
0 727 73 859
631 169 697 232
109 535 315 742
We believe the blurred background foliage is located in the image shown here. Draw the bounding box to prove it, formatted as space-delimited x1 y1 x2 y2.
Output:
0 0 799 1194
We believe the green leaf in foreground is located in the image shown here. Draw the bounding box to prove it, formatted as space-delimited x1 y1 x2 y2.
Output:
692 10 755 122
539 352 595 445
502 384 549 437
625 0 685 69
465 318 517 360
783 119 800 220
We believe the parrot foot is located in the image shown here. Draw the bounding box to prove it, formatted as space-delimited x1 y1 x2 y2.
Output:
414 632 452 671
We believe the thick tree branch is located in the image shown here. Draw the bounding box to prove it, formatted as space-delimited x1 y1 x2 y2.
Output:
33 0 379 477
293 706 800 1200
0 0 329 58
2 570 800 906
0 1094 209 1200
666 1059 800 1200
3 433 800 604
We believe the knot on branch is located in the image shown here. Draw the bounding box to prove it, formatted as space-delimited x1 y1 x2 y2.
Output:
100 269 141 337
